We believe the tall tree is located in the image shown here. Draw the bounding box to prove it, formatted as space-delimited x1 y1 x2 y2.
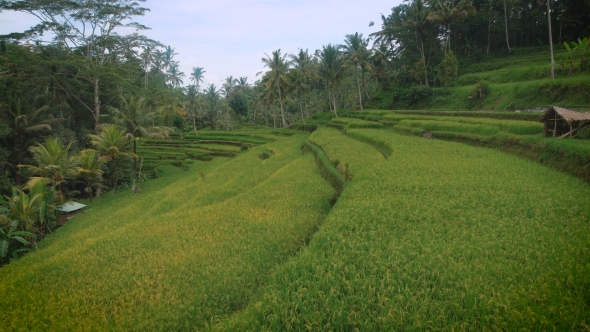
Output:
190 67 206 90
89 125 135 194
108 95 168 186
1 0 151 128
0 91 58 185
318 44 344 116
428 0 477 53
259 50 290 127
342 33 372 109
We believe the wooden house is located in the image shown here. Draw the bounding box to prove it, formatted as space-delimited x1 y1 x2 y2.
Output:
541 107 590 138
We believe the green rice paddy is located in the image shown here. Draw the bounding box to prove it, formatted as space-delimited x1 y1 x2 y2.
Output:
1 123 589 330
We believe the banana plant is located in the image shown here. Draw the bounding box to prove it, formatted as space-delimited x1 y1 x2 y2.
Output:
562 42 576 76
571 37 589 72
0 220 36 266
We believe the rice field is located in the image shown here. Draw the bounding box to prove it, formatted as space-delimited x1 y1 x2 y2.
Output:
1 123 589 331
219 129 590 331
0 135 335 331
308 127 385 178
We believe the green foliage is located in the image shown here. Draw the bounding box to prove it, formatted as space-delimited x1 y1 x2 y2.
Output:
0 220 36 266
438 52 459 86
410 59 427 84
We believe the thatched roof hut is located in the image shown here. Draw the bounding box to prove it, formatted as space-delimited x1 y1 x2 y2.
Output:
541 107 590 138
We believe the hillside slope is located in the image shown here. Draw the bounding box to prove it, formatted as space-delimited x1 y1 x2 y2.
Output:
370 47 590 110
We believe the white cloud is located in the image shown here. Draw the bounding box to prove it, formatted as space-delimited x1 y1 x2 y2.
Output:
0 0 402 88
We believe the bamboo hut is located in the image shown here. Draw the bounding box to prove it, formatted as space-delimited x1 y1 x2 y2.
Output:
541 107 590 138
56 202 87 226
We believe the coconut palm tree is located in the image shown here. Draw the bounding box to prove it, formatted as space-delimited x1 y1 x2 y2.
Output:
286 68 309 124
75 149 105 203
222 77 237 93
427 0 477 54
190 67 206 90
184 85 207 136
342 33 372 109
89 126 136 194
0 91 59 185
259 50 291 128
167 63 185 88
20 138 77 200
318 44 344 116
236 77 250 93
108 95 169 185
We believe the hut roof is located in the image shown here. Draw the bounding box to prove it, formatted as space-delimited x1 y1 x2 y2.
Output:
57 202 87 213
542 107 590 124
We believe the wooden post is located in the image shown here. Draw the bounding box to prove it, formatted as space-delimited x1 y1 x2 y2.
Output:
553 117 558 137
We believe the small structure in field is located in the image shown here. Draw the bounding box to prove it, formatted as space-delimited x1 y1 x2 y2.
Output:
541 107 590 138
56 202 87 226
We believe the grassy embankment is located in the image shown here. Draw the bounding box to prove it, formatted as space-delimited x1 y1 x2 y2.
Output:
369 47 590 110
219 129 590 330
0 133 336 331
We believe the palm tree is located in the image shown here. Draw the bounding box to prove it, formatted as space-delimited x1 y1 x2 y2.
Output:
318 44 344 116
167 63 185 88
163 46 178 71
286 68 309 124
0 91 59 185
221 76 237 114
75 149 105 203
89 126 136 194
20 138 77 200
184 85 207 136
108 95 169 185
190 67 206 90
141 45 154 88
427 0 477 54
236 77 250 93
342 33 372 109
406 0 431 85
259 50 291 128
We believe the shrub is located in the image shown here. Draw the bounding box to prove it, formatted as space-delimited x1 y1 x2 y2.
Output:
438 52 459 86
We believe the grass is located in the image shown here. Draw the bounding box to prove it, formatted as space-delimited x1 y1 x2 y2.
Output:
0 135 336 331
218 129 590 330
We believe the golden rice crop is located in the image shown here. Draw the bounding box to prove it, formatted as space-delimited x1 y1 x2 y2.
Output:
0 135 335 331
220 129 590 331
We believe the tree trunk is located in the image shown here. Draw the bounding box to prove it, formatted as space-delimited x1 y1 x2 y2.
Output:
112 158 118 194
547 0 555 78
332 82 338 117
93 77 101 130
133 139 137 188
487 15 491 55
504 0 512 53
15 134 24 186
264 105 268 127
277 83 287 128
299 93 306 125
356 67 363 110
193 116 198 136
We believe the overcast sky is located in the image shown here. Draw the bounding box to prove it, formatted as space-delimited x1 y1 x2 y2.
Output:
0 0 402 87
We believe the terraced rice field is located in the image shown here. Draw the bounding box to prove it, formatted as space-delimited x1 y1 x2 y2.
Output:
136 129 293 175
1 125 589 330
